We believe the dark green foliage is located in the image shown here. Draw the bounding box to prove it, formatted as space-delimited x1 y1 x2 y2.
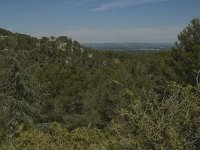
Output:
0 51 43 140
0 28 13 36
176 18 200 52
172 18 200 84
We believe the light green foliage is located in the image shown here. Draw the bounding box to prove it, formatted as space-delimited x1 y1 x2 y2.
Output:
110 82 200 149
1 122 120 150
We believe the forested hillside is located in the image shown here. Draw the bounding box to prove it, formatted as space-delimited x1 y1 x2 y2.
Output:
0 18 200 149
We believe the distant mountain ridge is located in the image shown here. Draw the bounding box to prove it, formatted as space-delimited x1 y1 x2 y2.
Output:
82 43 174 51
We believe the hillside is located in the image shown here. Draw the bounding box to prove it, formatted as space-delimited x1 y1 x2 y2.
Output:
0 18 200 149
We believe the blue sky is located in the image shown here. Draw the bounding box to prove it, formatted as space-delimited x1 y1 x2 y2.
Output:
0 0 200 43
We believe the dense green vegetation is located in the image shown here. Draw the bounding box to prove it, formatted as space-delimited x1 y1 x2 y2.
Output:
0 18 200 149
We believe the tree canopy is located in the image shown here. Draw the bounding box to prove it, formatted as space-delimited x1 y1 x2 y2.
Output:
0 18 200 149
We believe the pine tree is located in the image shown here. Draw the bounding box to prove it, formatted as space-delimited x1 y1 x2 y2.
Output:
0 52 42 140
172 18 200 84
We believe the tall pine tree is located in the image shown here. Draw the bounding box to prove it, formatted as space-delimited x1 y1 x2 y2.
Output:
0 51 42 140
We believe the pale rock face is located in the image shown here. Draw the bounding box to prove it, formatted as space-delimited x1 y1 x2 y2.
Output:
58 42 68 51
80 48 84 54
0 35 8 40
65 57 72 64
88 53 93 58
36 42 40 47
113 58 120 64
65 60 70 64
70 46 74 53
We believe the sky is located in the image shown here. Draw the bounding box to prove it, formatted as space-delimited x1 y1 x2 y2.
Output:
0 0 200 43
